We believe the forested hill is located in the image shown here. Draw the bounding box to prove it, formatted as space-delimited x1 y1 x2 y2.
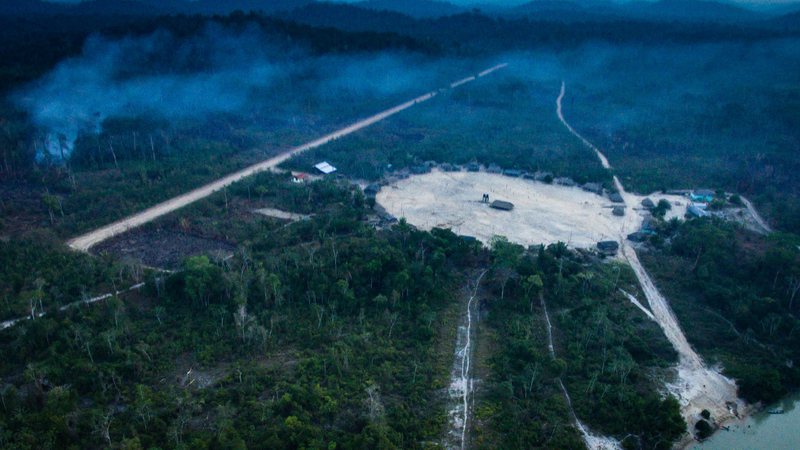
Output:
279 4 800 50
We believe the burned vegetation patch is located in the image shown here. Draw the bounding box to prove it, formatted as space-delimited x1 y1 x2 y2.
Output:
93 227 234 270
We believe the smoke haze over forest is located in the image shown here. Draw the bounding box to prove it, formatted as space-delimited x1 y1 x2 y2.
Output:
13 23 454 159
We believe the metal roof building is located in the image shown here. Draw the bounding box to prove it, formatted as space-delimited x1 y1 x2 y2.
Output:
314 162 337 174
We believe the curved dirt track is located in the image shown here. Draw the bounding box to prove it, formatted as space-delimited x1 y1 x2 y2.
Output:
557 81 744 438
67 64 508 252
556 82 611 170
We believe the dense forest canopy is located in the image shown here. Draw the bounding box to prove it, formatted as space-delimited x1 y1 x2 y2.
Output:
2 3 800 449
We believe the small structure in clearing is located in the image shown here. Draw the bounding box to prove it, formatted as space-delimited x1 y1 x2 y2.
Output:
687 204 709 218
490 200 514 211
364 183 381 198
597 240 619 256
487 164 502 174
582 182 603 195
691 189 715 203
314 161 337 174
292 172 310 183
554 177 576 187
608 192 624 203
627 231 649 242
612 206 625 216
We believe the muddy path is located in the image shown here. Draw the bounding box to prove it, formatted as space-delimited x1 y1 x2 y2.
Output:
67 64 508 252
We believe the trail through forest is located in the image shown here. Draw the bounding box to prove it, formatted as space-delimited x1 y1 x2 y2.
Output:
556 81 744 433
67 64 508 252
1 282 145 330
445 270 485 450
541 294 621 450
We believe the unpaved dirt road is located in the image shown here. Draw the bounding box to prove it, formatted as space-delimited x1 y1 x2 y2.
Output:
557 81 744 434
67 64 508 252
557 82 611 170
740 196 772 234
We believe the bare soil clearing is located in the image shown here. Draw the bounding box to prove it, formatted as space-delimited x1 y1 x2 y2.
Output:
377 170 685 250
252 207 312 221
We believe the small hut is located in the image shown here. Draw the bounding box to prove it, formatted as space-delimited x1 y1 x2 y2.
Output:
627 231 649 242
597 240 619 256
612 206 625 216
364 184 381 197
554 177 576 187
582 182 603 195
490 200 514 211
487 164 503 174
608 192 624 203
691 189 715 203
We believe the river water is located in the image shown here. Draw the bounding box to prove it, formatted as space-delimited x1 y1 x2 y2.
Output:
692 392 800 450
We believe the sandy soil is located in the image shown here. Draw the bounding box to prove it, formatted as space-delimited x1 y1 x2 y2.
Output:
710 197 772 235
253 207 311 221
622 244 744 428
377 170 685 250
66 64 508 252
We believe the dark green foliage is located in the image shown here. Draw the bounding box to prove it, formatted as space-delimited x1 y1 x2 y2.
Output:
475 244 684 449
0 179 483 449
695 418 713 440
644 218 800 403
0 231 127 321
287 73 612 187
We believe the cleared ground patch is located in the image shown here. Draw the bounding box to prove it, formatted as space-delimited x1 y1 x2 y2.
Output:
377 170 685 250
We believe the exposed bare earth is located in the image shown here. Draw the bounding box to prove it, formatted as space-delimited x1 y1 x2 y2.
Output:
252 207 312 221
66 64 508 252
376 170 685 250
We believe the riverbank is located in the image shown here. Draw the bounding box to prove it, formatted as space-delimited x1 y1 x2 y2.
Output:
688 392 800 450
